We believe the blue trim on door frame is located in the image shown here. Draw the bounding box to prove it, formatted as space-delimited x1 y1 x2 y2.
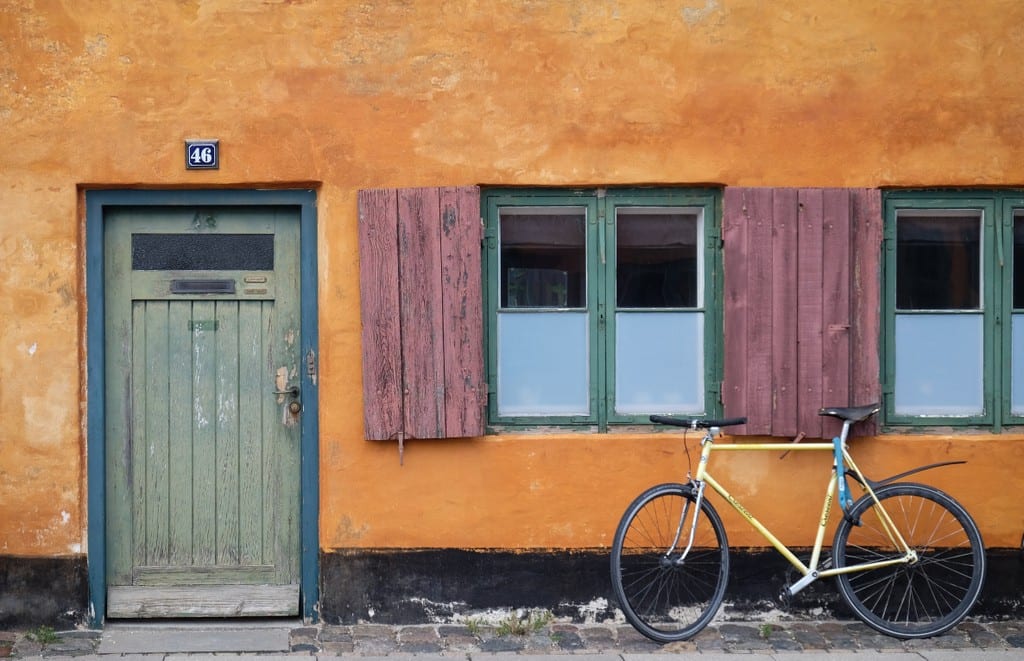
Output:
85 189 320 626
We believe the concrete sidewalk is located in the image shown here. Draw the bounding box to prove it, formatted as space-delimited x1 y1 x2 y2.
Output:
3 618 1024 659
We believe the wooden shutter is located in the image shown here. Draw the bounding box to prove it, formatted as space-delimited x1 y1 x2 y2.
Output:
357 186 485 440
723 188 881 438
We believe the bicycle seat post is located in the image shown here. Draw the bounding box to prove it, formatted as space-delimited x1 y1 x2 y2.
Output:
839 420 852 446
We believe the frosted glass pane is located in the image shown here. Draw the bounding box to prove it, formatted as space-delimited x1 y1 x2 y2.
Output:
133 234 274 270
895 314 983 416
497 312 589 416
1013 314 1024 415
615 312 703 414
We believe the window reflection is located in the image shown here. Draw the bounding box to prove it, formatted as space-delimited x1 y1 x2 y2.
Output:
896 213 980 310
616 208 699 308
499 208 586 309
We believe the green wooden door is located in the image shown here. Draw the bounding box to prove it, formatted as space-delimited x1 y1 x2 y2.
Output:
103 206 302 617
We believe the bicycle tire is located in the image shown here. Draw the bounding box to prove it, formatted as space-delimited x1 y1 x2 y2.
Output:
832 482 985 638
610 482 729 643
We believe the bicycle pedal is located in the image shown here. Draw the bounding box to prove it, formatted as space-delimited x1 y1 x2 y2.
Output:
777 587 792 609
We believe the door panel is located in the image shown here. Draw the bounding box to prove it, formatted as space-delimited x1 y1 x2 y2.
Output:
104 206 301 617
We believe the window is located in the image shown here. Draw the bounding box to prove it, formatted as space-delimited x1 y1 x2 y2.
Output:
483 189 721 429
884 191 1024 428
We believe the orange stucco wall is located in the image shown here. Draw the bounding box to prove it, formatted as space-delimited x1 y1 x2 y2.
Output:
3 1 1024 557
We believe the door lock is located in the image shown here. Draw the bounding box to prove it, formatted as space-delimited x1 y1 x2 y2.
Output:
288 401 302 414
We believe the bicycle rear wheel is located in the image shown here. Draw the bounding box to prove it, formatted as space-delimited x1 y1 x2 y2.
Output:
832 482 985 638
610 483 729 643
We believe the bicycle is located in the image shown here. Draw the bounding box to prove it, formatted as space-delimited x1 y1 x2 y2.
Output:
610 404 986 643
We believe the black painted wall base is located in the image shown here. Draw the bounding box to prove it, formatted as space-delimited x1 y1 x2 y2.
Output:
0 556 88 628
321 548 1024 624
2 549 1019 628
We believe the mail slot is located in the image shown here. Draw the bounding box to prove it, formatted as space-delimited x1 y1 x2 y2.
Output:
170 279 236 295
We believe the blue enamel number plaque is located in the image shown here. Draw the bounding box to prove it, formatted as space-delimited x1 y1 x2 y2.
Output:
185 139 220 170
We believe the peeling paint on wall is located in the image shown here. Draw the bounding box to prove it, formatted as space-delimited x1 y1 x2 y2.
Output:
682 0 721 27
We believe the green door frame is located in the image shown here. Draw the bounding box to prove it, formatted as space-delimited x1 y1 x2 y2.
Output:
85 189 320 626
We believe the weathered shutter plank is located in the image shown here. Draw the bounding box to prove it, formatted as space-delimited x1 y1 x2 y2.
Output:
796 189 826 438
821 189 852 439
398 189 447 439
722 188 750 433
358 189 404 441
851 188 882 436
440 186 485 438
771 189 800 437
745 189 775 435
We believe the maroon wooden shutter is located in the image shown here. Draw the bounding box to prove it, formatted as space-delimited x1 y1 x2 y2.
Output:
723 188 881 438
357 186 485 440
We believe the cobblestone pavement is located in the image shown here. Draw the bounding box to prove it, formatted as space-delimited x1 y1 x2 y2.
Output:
2 619 1024 657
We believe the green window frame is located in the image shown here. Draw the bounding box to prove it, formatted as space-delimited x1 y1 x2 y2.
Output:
883 190 1024 429
483 188 722 431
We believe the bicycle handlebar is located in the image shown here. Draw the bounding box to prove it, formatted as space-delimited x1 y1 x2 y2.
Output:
649 414 748 429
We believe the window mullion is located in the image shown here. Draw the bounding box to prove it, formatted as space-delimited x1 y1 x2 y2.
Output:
983 200 999 430
1000 198 1024 425
593 197 609 430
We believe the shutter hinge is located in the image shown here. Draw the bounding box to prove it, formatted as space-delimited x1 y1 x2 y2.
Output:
482 219 497 248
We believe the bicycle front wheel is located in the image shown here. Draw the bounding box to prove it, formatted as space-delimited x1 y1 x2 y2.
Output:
832 482 985 638
610 483 729 643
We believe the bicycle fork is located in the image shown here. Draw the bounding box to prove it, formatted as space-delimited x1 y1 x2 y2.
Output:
665 479 708 565
665 427 717 564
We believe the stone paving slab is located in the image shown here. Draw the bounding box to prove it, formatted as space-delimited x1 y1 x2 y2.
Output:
920 652 1024 661
98 623 292 654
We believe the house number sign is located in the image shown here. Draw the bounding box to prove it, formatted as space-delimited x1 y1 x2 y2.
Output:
185 139 219 170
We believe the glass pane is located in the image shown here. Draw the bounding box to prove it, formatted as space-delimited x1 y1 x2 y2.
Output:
1013 314 1024 415
894 314 983 416
500 208 585 308
615 312 703 414
616 208 700 308
497 312 589 416
1015 211 1024 309
896 213 980 310
132 234 274 270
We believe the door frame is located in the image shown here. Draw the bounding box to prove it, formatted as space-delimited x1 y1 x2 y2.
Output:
85 189 320 626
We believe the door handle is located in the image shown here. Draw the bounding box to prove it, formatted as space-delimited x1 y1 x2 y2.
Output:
273 386 300 398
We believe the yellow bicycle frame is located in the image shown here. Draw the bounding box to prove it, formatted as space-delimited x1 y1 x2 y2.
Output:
694 438 918 596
